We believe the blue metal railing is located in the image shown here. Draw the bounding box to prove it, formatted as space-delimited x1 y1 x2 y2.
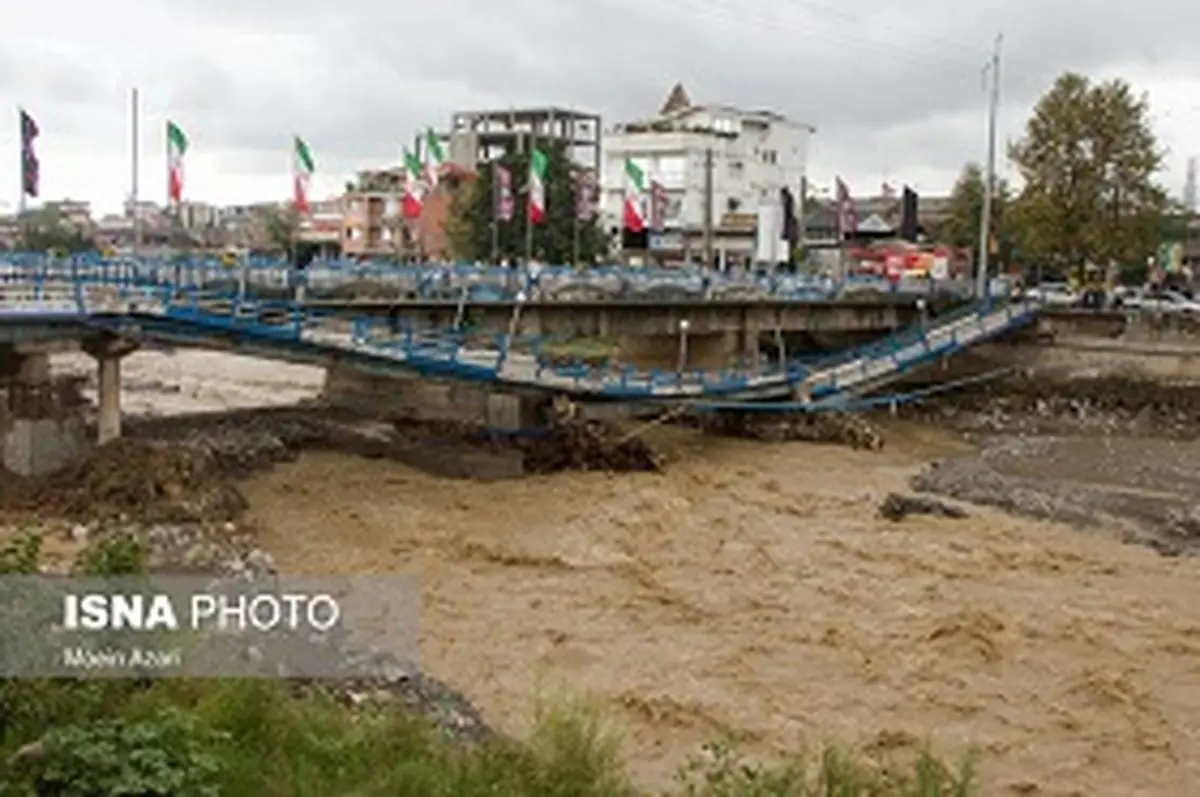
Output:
0 253 981 304
0 262 1038 406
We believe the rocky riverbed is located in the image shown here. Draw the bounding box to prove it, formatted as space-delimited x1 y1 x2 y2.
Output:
902 376 1200 557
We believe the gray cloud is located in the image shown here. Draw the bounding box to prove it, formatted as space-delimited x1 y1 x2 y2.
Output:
4 0 1199 205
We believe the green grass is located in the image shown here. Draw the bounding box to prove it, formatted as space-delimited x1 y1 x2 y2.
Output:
0 679 978 796
527 335 619 366
0 533 980 796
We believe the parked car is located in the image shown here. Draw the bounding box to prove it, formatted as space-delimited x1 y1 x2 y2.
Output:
1025 282 1080 307
1121 288 1200 313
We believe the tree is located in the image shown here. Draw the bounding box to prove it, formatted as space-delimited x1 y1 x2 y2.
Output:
262 206 301 256
443 177 483 261
17 207 92 253
1009 72 1168 273
936 163 1011 252
445 142 607 265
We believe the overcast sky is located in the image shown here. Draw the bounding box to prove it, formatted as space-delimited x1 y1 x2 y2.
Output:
1 0 1198 215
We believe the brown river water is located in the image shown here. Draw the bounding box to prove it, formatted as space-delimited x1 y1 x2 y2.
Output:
238 422 1200 797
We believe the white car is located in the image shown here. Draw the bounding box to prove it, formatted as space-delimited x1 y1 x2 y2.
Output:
1025 282 1079 306
1123 289 1200 313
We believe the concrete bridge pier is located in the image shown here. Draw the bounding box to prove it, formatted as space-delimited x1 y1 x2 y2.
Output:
321 364 545 432
616 328 762 371
0 345 86 476
83 337 138 445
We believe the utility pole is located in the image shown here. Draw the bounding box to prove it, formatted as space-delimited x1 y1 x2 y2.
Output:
702 147 714 271
976 34 1001 299
131 88 143 255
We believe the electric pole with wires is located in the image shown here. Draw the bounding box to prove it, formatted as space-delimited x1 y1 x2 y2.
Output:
976 33 1002 299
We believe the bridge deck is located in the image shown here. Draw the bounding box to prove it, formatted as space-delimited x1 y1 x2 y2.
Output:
0 271 1040 409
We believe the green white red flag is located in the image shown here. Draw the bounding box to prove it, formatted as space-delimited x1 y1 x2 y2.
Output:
402 150 424 218
527 147 547 223
166 121 188 204
293 136 315 215
623 158 647 232
424 129 445 188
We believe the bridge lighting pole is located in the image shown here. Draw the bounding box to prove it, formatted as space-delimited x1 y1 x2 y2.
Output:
498 290 526 372
676 318 690 375
237 251 248 309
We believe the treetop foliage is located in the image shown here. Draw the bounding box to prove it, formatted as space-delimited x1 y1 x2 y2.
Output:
1007 71 1168 269
937 162 1011 252
444 142 608 265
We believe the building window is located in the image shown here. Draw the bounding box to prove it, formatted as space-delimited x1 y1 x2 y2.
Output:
654 155 685 187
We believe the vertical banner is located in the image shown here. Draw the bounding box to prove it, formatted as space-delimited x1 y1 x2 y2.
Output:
494 163 514 222
648 180 667 232
574 170 597 220
835 177 856 240
20 109 39 199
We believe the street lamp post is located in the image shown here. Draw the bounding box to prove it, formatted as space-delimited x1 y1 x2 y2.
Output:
676 318 690 375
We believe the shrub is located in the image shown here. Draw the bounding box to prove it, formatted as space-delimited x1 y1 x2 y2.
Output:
8 708 227 797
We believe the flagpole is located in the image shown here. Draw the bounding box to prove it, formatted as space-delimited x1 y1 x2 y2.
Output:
413 132 422 261
572 214 580 268
490 161 500 264
16 108 26 220
165 120 172 218
571 171 580 268
524 132 534 266
131 88 142 255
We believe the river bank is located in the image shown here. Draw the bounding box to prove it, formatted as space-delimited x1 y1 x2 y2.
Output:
899 375 1200 557
3 351 1200 794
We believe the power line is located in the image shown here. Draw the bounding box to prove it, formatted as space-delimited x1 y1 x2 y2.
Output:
677 0 985 73
771 0 991 59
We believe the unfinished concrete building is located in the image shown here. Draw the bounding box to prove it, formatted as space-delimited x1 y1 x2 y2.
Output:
440 107 602 176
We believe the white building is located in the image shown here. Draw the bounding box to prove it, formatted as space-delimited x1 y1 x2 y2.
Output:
601 84 813 266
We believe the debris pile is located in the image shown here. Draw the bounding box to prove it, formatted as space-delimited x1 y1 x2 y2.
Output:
132 409 344 475
519 419 664 473
4 439 246 523
878 492 968 522
903 375 1200 437
701 410 884 450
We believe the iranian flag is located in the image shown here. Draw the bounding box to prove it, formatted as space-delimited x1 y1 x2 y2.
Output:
527 147 547 223
424 129 445 188
166 121 188 204
623 158 647 232
292 136 315 215
401 150 424 218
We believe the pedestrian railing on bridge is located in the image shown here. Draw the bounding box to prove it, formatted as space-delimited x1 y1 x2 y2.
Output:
0 254 983 303
0 264 1037 410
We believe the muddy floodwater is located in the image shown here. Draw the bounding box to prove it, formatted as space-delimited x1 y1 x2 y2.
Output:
240 424 1200 797
31 351 1200 795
